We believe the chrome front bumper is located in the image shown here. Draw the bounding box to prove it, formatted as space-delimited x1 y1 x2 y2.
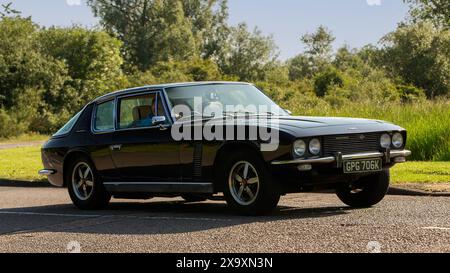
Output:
271 150 412 166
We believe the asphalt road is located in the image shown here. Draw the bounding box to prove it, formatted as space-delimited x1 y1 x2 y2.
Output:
0 184 449 253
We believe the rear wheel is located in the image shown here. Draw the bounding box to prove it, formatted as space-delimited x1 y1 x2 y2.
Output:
220 150 280 216
67 156 111 210
336 170 390 208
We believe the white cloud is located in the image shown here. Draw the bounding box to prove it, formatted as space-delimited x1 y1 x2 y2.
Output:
366 0 382 6
66 0 82 6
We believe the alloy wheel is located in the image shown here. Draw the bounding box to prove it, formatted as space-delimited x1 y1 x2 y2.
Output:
228 161 260 206
71 162 95 201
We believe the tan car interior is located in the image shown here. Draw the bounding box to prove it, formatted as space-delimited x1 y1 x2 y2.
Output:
132 105 152 122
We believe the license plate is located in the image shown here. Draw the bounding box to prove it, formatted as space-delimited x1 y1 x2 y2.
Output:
343 159 383 174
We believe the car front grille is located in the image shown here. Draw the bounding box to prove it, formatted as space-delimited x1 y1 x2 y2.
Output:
323 133 381 156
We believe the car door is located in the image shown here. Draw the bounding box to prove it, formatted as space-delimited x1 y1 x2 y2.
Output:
110 90 181 183
89 99 120 182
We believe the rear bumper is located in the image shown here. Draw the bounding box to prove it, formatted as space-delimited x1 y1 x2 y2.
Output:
38 168 63 187
271 150 412 166
38 169 56 176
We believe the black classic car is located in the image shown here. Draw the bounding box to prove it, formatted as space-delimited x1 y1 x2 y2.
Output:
40 82 411 215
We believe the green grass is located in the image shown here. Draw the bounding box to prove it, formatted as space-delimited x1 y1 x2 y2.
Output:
288 99 450 161
0 146 44 182
0 133 49 144
391 161 450 184
0 146 448 185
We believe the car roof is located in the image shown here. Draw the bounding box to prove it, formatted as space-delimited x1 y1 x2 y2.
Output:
93 81 252 104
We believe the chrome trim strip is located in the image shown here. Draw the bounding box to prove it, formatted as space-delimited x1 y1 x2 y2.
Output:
271 150 412 165
103 182 214 194
90 88 174 135
91 99 116 135
38 169 56 176
103 182 213 186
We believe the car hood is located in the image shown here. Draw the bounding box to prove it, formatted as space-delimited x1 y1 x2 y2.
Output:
275 116 405 138
176 115 405 138
278 116 383 129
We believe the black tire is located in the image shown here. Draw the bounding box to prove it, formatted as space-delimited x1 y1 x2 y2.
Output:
336 170 390 208
67 156 111 210
181 194 208 203
219 149 280 216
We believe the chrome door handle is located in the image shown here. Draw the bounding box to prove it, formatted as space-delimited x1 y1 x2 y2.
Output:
110 144 122 151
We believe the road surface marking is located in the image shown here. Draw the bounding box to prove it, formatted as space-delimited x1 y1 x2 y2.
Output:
422 227 450 231
0 211 232 222
0 211 101 218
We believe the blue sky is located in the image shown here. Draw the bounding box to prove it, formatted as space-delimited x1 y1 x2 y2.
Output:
2 0 409 60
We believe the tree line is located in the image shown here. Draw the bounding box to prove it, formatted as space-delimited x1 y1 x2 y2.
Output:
0 0 448 138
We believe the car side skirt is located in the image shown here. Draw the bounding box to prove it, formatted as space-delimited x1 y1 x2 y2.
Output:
103 182 214 194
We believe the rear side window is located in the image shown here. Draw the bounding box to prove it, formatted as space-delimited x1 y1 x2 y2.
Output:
53 111 82 137
94 100 115 132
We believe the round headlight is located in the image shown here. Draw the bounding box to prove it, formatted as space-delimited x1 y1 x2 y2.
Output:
380 134 392 148
293 140 306 157
392 133 404 148
309 138 321 156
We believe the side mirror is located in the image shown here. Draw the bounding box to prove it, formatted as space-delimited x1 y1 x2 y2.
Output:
284 109 292 115
152 116 167 126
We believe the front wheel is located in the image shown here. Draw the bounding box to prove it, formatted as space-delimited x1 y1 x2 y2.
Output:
67 156 111 210
221 150 280 216
336 170 390 208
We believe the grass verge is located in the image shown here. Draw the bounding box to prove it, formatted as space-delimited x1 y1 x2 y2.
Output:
0 146 45 182
0 133 49 144
0 146 448 185
390 161 450 184
289 100 450 161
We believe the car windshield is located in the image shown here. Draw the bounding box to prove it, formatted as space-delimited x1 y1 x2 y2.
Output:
165 84 288 117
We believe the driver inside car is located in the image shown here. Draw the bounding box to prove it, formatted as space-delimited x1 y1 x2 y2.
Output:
131 98 158 128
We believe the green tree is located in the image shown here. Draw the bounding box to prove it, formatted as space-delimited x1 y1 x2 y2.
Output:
0 16 72 135
313 66 344 97
0 2 20 18
150 57 222 82
37 27 126 111
150 0 198 64
287 54 316 80
88 0 228 70
0 17 68 110
218 23 279 81
301 25 335 61
288 26 335 80
183 0 230 59
380 22 450 98
404 0 450 28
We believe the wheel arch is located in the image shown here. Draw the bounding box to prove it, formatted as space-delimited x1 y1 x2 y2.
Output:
212 141 266 189
62 148 93 187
